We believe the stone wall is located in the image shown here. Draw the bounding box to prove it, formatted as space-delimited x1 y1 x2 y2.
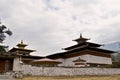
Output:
22 65 120 76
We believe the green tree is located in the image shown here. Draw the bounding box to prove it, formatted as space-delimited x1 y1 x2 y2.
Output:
0 21 12 43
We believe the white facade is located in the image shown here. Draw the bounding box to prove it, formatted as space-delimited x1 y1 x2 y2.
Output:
12 56 119 76
86 54 112 64
57 54 112 67
13 54 112 68
13 57 23 71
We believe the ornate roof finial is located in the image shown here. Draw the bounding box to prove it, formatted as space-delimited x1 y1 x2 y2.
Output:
21 40 23 44
17 40 27 49
73 33 90 44
80 33 82 38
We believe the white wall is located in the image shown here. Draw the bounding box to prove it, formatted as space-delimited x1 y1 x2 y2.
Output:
13 57 23 71
12 57 118 76
86 54 112 64
57 54 112 67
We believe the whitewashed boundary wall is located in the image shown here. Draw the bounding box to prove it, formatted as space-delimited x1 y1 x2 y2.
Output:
22 65 120 76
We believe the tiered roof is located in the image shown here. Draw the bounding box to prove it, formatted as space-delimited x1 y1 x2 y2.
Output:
9 40 35 55
47 34 115 59
64 34 102 51
73 34 90 44
9 40 43 59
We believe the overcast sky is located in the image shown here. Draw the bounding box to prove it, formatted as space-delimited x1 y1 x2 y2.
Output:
0 0 120 56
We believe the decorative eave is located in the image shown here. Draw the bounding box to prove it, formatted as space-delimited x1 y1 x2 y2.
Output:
21 55 43 59
47 46 115 59
64 42 102 50
46 52 65 59
88 47 115 53
17 43 27 49
9 47 35 53
73 38 90 43
64 46 115 54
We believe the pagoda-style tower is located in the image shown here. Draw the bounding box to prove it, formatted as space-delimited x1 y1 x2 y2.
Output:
16 40 27 49
64 34 102 51
73 34 90 44
47 34 114 67
9 40 35 56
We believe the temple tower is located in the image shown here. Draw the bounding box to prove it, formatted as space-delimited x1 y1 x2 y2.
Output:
9 40 35 56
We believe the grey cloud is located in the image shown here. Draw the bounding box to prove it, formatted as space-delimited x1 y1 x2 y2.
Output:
70 0 98 6
0 0 120 56
44 0 61 11
100 10 120 19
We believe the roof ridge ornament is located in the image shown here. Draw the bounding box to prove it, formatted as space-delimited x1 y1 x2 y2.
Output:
73 33 90 44
17 40 28 49
21 40 23 44
80 33 82 38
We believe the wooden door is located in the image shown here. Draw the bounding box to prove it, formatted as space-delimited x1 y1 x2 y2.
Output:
0 59 13 73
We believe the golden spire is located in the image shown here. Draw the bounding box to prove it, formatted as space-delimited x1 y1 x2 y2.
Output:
17 40 27 49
